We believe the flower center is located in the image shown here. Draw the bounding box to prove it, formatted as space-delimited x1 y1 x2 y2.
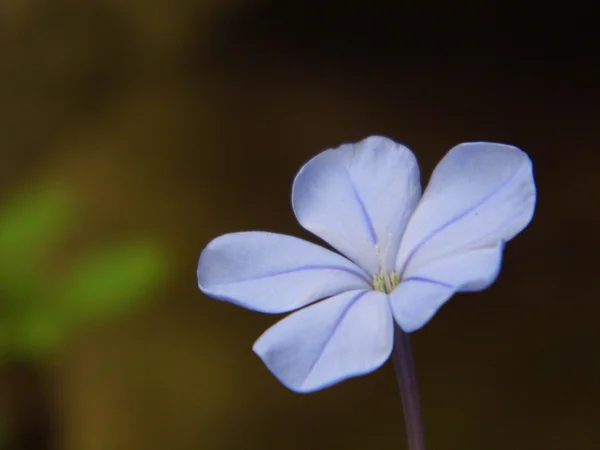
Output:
373 271 400 294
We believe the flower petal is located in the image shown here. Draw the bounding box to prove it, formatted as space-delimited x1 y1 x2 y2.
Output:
197 231 370 313
253 289 393 393
390 243 504 332
293 136 421 275
395 142 536 276
389 279 454 333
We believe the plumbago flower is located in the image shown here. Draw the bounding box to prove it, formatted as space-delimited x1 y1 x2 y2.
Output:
197 136 536 394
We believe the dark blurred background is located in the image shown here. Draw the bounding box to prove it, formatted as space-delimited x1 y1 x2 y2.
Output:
0 1 599 449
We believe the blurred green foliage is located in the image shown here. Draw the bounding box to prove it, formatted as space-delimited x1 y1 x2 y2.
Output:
0 185 167 361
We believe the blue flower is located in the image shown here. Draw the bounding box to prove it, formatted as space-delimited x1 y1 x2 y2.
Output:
197 136 536 393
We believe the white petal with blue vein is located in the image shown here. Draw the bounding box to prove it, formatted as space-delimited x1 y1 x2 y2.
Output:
391 243 505 332
293 136 421 275
396 142 536 276
197 231 369 313
253 289 393 393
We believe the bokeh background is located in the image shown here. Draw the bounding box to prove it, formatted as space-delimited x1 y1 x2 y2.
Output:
1 1 599 449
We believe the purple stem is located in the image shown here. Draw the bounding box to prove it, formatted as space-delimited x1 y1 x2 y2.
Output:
391 324 426 450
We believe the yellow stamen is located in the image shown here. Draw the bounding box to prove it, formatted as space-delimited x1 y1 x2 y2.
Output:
373 271 400 293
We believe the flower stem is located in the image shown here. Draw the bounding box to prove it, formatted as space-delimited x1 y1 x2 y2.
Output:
391 324 426 450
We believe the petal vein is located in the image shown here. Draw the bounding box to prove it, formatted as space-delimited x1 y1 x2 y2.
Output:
401 276 454 289
343 166 378 245
303 289 370 385
211 264 371 285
